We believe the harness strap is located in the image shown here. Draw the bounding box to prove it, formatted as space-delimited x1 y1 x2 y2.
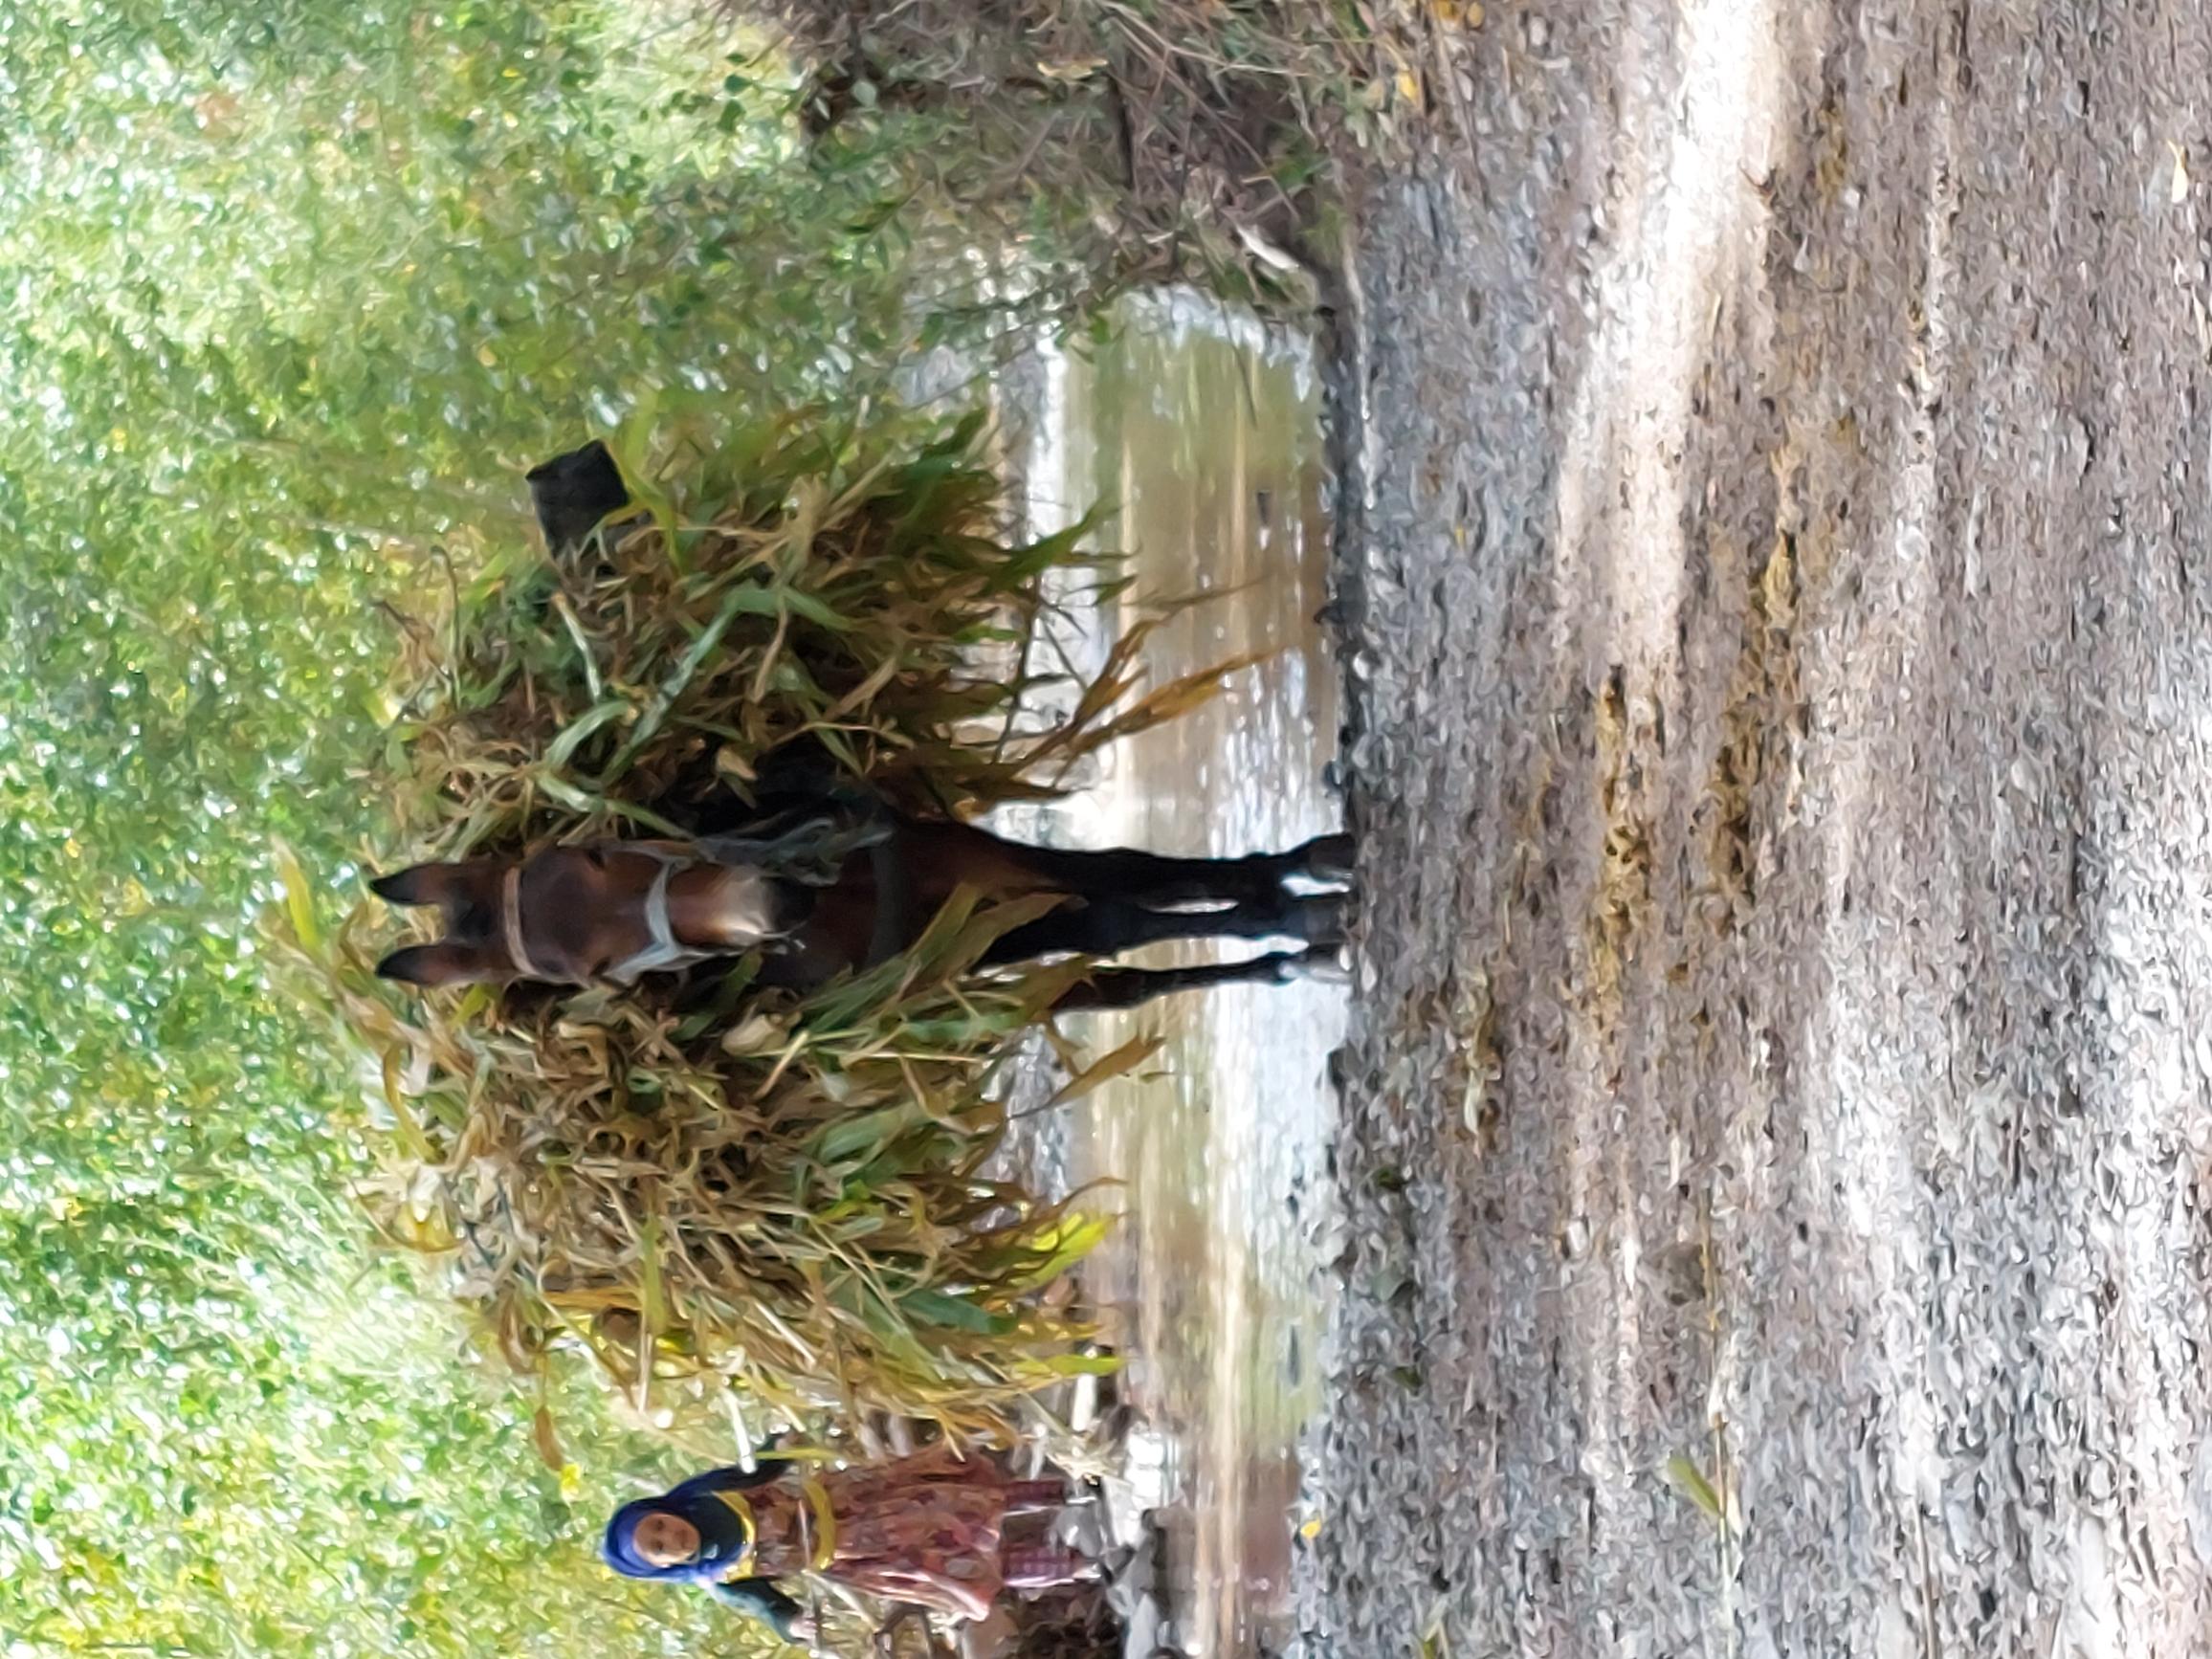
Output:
606 850 710 985
864 833 910 969
499 866 546 982
593 803 895 984
694 806 894 889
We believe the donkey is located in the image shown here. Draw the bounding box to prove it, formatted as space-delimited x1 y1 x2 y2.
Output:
369 802 1351 1011
378 441 1353 1010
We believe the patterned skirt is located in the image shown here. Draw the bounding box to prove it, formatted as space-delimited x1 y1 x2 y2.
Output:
741 1442 1045 1622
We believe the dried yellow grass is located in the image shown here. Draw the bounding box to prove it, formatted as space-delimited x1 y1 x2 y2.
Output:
276 404 1254 1432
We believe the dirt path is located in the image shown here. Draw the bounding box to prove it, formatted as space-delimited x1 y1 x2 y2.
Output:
1303 3 2212 1653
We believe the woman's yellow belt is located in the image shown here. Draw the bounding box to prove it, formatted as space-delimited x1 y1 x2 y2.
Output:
799 1476 838 1572
711 1491 759 1579
711 1478 837 1577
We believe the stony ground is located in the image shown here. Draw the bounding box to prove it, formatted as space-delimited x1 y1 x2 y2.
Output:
1300 2 2212 1654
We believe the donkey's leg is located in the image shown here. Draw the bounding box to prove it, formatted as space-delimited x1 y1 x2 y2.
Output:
992 838 1330 912
1050 944 1343 1012
1296 830 1356 884
983 891 1342 965
896 819 1355 921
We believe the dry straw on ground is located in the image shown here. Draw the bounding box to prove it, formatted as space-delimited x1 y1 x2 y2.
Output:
740 0 1391 308
276 404 1252 1434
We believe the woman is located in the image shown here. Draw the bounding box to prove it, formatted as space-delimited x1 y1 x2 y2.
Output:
601 1441 1095 1642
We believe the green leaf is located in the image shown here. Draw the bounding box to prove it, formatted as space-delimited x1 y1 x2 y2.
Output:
545 697 634 768
270 839 321 953
1664 1454 1726 1521
896 1287 1012 1335
811 1102 928 1166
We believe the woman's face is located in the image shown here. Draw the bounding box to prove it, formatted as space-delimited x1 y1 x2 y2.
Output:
632 1510 701 1567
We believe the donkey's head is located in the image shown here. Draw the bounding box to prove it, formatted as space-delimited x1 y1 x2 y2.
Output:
369 843 806 989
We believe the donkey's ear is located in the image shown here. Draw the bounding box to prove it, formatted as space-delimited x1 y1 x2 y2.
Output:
370 862 493 911
374 941 510 988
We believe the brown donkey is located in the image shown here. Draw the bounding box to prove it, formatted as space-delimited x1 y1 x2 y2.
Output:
375 443 1353 1010
370 805 1351 1011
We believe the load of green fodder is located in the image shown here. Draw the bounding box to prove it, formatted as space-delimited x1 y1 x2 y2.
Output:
276 404 1252 1436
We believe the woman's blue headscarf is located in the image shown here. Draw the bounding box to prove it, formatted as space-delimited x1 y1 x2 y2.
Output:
602 1463 781 1583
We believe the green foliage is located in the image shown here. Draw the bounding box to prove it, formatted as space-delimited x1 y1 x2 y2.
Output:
0 2 1050 1652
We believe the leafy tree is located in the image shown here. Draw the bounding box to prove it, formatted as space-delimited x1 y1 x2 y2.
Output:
0 2 1022 1649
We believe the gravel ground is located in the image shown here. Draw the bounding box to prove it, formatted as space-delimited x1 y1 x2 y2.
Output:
1299 3 2212 1654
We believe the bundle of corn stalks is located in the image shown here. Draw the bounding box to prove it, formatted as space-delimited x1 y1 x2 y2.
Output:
276 405 1251 1434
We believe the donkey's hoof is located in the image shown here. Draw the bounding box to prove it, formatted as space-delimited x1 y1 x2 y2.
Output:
1282 942 1351 986
1299 831 1355 885
1291 891 1349 950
